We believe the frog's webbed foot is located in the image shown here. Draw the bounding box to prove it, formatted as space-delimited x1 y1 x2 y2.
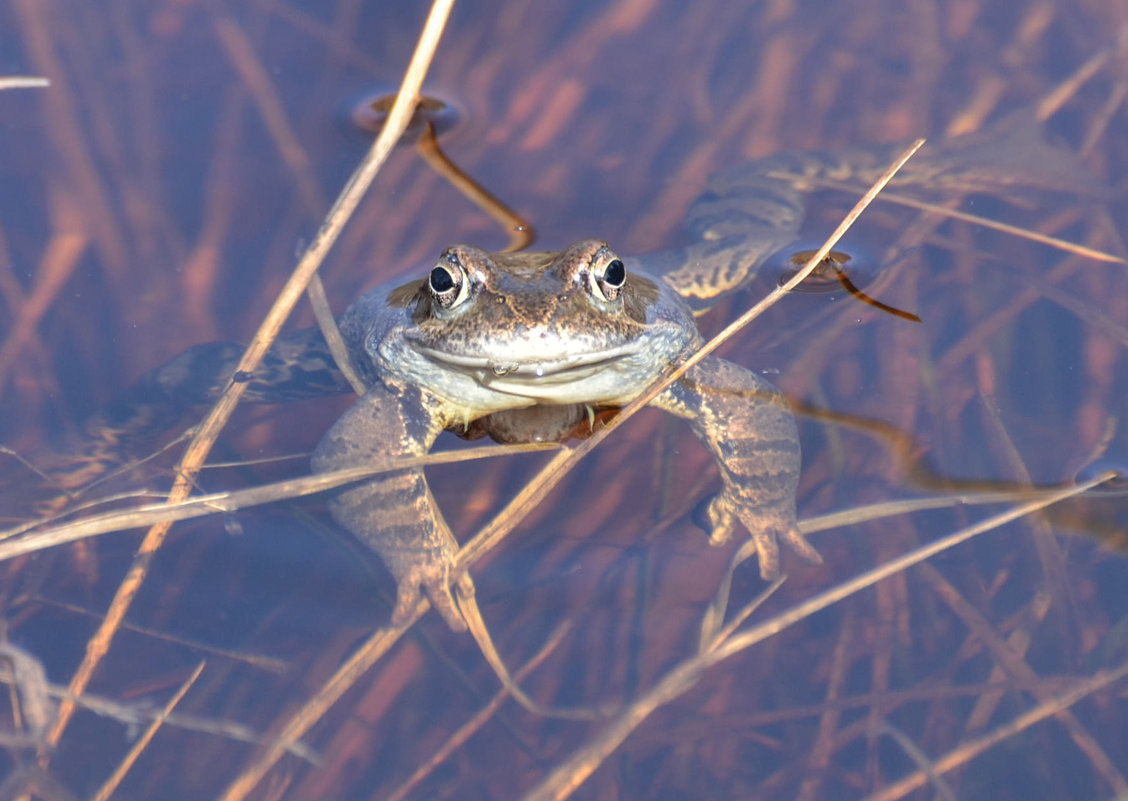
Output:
703 486 821 579
654 355 821 578
382 540 471 631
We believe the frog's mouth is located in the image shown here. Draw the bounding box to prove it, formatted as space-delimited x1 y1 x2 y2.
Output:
413 343 641 386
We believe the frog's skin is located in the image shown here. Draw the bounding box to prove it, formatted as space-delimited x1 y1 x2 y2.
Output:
55 123 1094 630
311 239 818 629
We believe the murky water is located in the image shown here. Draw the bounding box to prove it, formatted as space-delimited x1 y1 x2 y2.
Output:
1 1 1126 799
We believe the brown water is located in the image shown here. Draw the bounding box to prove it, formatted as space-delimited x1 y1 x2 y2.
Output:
1 1 1126 800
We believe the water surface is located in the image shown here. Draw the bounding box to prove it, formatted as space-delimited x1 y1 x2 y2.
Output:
1 1 1126 799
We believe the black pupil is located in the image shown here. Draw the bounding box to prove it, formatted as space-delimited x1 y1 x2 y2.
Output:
603 259 625 287
430 265 456 293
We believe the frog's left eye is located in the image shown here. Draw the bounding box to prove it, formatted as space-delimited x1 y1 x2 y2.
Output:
429 259 469 308
590 254 626 302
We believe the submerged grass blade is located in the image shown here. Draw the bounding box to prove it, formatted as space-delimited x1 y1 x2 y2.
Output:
770 174 1126 265
0 443 556 560
518 473 1113 801
862 658 1128 801
211 1 459 797
88 662 205 801
35 0 458 768
0 75 49 89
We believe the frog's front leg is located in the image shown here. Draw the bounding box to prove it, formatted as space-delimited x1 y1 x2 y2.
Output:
652 356 821 578
311 380 469 630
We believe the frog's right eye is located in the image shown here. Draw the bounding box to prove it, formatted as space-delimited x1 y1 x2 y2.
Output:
428 261 468 308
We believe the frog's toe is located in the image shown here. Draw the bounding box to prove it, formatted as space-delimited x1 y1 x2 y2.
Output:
388 578 423 627
739 518 782 580
705 491 819 579
388 559 468 632
741 513 821 579
704 493 779 576
780 524 822 567
703 493 739 546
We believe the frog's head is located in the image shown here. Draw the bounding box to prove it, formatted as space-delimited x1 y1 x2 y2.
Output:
378 239 694 405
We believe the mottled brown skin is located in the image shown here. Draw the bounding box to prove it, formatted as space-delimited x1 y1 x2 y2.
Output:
312 238 819 630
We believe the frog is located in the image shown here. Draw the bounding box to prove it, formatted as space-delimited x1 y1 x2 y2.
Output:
44 117 1097 631
311 237 818 630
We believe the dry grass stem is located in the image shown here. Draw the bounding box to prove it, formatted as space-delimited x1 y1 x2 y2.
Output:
87 662 205 801
795 489 1082 535
0 643 51 747
0 225 87 394
215 612 422 801
305 272 369 395
0 76 49 89
0 443 556 562
768 174 1125 265
795 613 856 801
0 653 315 758
1034 47 1112 122
458 587 602 720
518 474 1112 801
13 0 127 275
35 597 288 672
382 623 572 801
920 564 1128 794
211 11 367 396
32 0 457 764
698 575 783 655
871 723 958 801
860 658 1128 801
711 474 1111 662
669 139 926 377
